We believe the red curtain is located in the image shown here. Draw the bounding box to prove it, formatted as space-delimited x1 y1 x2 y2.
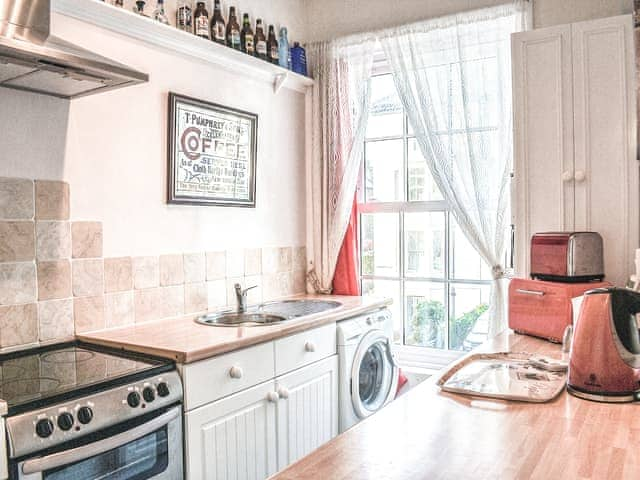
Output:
332 194 361 295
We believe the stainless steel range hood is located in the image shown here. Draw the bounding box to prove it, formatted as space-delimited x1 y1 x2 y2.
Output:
0 0 148 99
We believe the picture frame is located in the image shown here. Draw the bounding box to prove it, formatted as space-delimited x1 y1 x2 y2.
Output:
167 92 258 207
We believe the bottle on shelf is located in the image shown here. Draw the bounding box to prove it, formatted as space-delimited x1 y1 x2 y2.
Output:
255 19 267 61
113 0 124 7
226 7 241 50
290 42 307 76
153 0 169 25
194 1 210 39
267 25 279 65
132 0 147 16
278 27 290 69
210 0 226 45
176 0 193 32
240 13 255 56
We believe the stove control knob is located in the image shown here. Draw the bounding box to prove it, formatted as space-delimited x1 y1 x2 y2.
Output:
127 391 141 408
77 406 93 425
57 412 74 431
143 386 156 403
157 382 170 398
36 419 54 438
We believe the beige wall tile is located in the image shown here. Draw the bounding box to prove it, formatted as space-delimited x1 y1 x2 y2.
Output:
293 246 307 273
74 296 105 334
36 221 71 260
37 260 71 300
244 275 263 304
0 221 34 262
244 248 262 276
72 259 104 297
104 291 134 328
38 298 74 342
134 288 161 323
71 221 103 258
104 257 133 293
293 269 307 294
206 251 226 280
160 254 184 286
277 247 293 272
133 256 159 289
162 285 184 318
35 180 69 220
207 280 227 309
184 282 208 314
262 247 279 274
183 252 206 283
226 249 245 277
0 178 34 220
263 273 292 301
0 262 36 305
0 303 37 348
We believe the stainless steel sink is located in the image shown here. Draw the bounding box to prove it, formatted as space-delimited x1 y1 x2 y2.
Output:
196 312 288 327
257 299 342 318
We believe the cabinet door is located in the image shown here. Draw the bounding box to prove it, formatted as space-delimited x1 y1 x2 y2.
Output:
185 380 278 480
275 355 339 470
572 15 638 286
512 25 575 276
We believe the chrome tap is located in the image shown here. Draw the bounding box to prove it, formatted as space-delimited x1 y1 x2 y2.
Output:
234 283 257 313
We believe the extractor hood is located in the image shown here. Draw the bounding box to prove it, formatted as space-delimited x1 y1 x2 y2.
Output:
0 0 148 99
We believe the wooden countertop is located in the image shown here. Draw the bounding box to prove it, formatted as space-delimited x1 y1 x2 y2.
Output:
271 331 640 480
78 294 390 364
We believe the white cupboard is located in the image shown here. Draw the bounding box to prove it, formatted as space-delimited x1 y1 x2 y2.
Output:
512 15 638 286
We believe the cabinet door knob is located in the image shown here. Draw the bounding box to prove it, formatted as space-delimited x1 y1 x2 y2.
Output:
266 391 280 403
229 366 243 379
277 387 290 399
561 170 574 182
574 170 586 182
304 341 316 353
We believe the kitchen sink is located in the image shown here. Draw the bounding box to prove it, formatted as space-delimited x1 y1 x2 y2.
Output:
196 300 342 327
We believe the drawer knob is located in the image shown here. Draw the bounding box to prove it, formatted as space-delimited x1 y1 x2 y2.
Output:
277 387 290 399
304 341 316 353
561 170 573 182
574 170 586 182
267 391 280 403
229 366 243 379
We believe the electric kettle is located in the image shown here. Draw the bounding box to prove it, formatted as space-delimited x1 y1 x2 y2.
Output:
567 287 640 402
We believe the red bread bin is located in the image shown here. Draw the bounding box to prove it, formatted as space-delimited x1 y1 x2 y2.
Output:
508 278 610 343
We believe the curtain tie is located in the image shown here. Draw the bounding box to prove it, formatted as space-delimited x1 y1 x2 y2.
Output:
492 265 506 280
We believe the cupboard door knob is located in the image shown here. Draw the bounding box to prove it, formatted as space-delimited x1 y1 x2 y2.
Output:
277 387 290 399
229 366 243 379
561 171 573 182
304 341 316 353
574 170 586 182
267 391 280 403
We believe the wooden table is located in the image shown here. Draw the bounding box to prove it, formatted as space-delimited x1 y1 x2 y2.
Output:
271 331 640 480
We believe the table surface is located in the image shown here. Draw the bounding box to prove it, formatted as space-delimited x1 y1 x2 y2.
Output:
270 331 640 480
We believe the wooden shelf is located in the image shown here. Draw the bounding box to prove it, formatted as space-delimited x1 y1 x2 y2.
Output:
51 0 314 94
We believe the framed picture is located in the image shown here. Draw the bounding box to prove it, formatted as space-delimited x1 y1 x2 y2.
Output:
167 93 258 207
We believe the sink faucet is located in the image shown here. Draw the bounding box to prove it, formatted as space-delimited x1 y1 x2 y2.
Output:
234 283 258 313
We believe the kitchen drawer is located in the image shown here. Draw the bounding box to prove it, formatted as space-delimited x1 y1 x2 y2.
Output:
181 341 275 411
275 323 336 376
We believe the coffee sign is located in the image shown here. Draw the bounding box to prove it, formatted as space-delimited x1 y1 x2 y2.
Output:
167 93 258 207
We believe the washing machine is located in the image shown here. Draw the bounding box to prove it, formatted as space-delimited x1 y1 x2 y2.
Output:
337 308 399 432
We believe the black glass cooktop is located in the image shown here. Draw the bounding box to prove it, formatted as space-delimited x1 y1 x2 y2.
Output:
0 341 173 415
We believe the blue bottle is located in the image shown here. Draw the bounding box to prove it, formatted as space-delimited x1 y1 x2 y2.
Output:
290 42 307 76
278 27 290 69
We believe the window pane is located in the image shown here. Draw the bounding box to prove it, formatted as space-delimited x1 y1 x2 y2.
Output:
360 213 399 277
362 279 402 343
404 281 446 349
404 212 445 278
449 283 491 351
367 74 403 138
450 219 491 280
407 138 443 201
364 139 403 202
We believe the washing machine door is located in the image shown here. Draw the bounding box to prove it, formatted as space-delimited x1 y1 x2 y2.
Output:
351 329 399 420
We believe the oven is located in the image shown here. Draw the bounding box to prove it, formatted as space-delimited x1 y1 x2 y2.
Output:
11 405 182 480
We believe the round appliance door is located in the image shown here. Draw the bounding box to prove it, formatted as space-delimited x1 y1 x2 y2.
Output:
351 329 399 420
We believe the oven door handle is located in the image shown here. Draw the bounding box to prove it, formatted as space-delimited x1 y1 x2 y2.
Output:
21 407 180 475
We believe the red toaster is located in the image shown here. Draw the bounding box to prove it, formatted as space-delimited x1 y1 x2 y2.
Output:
508 278 610 343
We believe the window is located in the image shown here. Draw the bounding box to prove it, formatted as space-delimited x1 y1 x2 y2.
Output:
359 70 496 362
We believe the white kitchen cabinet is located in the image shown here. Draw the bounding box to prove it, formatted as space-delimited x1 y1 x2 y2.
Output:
275 355 339 469
512 15 638 286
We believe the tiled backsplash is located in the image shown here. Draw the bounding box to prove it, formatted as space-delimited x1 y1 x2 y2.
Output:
0 177 306 352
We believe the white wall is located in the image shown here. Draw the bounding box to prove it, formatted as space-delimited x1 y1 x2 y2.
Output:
0 5 307 258
303 0 632 42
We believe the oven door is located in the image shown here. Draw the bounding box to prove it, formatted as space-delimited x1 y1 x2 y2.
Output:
13 406 182 480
